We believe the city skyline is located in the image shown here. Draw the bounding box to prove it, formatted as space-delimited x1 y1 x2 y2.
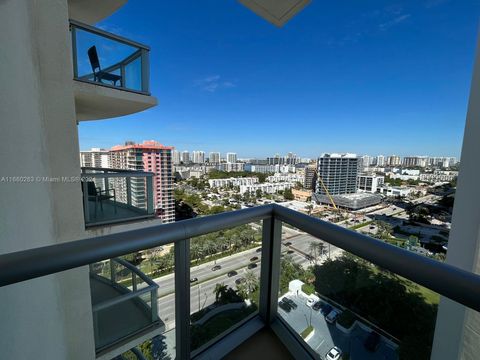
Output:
78 1 479 159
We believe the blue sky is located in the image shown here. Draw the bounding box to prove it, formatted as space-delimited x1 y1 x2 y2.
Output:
78 0 479 159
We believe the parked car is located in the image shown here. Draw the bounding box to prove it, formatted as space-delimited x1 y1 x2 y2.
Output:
364 331 381 352
247 263 257 269
320 304 333 316
278 299 292 312
211 265 221 271
256 247 262 252
325 309 341 324
306 298 316 307
227 270 237 277
283 297 297 309
190 277 198 283
284 241 292 246
235 277 245 285
369 226 375 229
312 301 322 311
326 346 342 360
250 256 259 262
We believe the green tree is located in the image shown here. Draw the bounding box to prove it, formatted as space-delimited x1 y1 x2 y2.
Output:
284 187 294 200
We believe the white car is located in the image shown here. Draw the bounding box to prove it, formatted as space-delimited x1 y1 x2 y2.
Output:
326 346 342 360
306 298 316 307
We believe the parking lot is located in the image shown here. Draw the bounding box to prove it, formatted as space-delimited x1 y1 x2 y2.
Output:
278 294 398 360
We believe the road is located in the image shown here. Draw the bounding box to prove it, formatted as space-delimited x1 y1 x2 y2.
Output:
153 229 342 330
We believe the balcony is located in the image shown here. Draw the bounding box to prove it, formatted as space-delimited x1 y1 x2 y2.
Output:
1 205 480 359
70 20 157 121
81 167 155 227
90 258 163 358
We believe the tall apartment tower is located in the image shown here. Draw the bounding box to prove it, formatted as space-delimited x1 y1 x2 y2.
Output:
304 163 318 191
80 148 111 168
192 151 205 164
316 153 359 195
182 150 190 163
173 150 181 165
376 155 385 167
226 152 237 163
110 141 175 223
209 152 221 164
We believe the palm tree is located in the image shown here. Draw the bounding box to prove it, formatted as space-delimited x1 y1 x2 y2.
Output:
244 271 259 294
309 241 319 264
213 283 228 302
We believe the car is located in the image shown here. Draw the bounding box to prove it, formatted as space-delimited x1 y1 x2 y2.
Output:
312 301 322 311
284 241 292 246
235 277 245 285
287 250 294 254
325 309 341 324
326 346 342 360
190 277 198 283
250 256 259 262
247 263 257 269
306 297 316 307
369 226 375 229
211 265 221 271
256 247 262 252
364 331 381 352
278 299 292 312
227 270 237 277
283 297 298 309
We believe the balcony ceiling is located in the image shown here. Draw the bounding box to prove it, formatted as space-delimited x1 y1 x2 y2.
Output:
68 0 127 25
74 81 157 121
238 0 311 27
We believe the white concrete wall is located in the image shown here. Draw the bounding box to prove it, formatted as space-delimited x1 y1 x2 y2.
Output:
431 34 480 360
0 0 95 358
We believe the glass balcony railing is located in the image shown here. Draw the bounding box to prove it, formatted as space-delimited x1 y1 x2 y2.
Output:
1 205 480 360
70 20 150 94
81 167 155 227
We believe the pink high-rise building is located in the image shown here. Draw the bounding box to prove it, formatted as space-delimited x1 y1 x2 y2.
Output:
110 140 175 223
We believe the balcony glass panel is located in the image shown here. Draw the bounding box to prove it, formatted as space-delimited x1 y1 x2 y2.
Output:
91 246 176 358
189 222 263 353
71 20 149 93
81 167 155 227
277 223 438 360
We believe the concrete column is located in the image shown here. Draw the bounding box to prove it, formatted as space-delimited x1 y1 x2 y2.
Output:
0 0 95 359
431 33 480 360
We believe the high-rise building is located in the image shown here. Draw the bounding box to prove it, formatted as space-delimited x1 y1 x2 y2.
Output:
376 155 385 167
316 153 360 195
192 151 205 164
361 155 371 168
209 152 221 164
110 141 175 223
226 152 237 163
181 150 190 164
173 150 181 165
304 163 317 191
80 148 110 168
387 155 401 166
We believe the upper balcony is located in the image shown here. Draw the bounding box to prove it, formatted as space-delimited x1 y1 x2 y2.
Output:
81 167 155 227
70 20 157 121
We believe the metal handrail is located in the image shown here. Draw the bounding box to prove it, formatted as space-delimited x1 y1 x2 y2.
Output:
81 167 154 178
69 19 150 50
1 204 480 313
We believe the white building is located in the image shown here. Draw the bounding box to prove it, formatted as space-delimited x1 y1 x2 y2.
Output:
420 171 459 183
226 152 237 163
218 162 244 172
192 150 205 164
209 152 221 164
80 148 110 168
240 182 294 194
173 149 181 165
377 186 414 197
266 173 303 183
182 150 190 163
357 174 384 193
376 155 385 167
208 177 259 188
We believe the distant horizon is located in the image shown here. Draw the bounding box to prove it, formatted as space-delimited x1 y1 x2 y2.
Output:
79 1 478 161
79 142 458 161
